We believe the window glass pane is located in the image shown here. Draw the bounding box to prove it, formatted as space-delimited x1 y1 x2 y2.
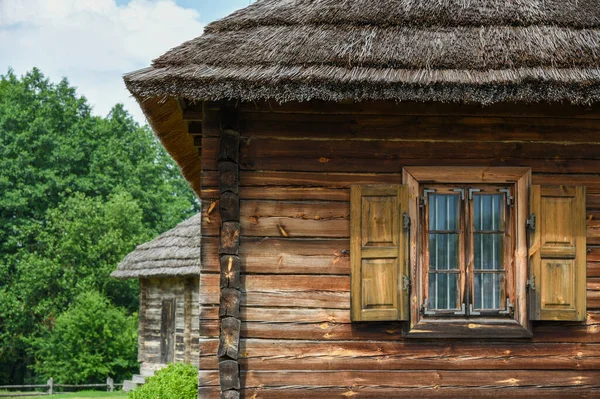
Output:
429 194 459 230
473 233 504 271
428 272 458 310
474 194 504 231
429 234 459 271
474 273 505 310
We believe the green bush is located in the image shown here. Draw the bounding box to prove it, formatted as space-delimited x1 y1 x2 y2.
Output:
129 363 198 399
30 291 138 384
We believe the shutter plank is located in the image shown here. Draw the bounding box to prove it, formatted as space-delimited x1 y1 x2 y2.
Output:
351 185 408 321
530 185 586 321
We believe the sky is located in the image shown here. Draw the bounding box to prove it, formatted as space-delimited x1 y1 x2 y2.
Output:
0 0 254 124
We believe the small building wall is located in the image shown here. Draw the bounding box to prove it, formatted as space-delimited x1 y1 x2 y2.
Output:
197 100 600 398
139 277 200 370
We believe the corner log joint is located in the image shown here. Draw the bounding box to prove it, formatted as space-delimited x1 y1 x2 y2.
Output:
216 103 241 398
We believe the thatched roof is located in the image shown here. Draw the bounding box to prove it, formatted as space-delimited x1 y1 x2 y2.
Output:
125 0 600 105
124 0 600 197
111 213 200 279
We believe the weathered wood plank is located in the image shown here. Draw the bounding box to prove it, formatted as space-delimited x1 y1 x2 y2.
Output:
200 320 403 341
203 200 350 237
202 137 600 173
235 111 600 140
199 339 600 371
203 238 350 275
199 386 600 399
235 99 600 119
199 369 600 388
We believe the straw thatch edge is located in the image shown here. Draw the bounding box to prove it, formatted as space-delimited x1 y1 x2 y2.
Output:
126 66 600 106
111 266 199 280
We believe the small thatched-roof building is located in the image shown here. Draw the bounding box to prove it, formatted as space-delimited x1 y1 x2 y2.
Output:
112 214 200 375
124 1 600 398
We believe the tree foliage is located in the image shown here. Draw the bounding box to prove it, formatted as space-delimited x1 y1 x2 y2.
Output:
31 291 138 384
0 68 199 384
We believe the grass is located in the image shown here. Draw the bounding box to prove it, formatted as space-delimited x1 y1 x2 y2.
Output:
1 391 128 399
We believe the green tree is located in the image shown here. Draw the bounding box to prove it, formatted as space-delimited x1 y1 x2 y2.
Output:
30 291 138 384
0 68 199 384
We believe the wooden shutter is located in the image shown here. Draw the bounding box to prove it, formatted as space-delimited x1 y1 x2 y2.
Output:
351 185 409 321
529 185 586 321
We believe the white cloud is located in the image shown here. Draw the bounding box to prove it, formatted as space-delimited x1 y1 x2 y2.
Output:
0 0 205 124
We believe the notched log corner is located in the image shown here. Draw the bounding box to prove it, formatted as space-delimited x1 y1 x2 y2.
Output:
220 389 240 399
218 318 241 360
218 359 240 391
217 129 240 163
219 288 241 318
219 162 239 195
220 255 241 289
220 192 240 222
219 222 240 255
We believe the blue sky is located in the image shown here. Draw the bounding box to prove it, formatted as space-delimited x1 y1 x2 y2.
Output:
0 0 254 123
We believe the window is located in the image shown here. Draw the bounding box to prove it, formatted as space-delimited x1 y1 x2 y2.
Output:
350 167 587 339
422 185 514 317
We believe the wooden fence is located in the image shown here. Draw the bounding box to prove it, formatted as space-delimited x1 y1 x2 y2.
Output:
0 378 123 397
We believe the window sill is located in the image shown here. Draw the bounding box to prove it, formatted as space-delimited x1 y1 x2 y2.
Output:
405 318 532 339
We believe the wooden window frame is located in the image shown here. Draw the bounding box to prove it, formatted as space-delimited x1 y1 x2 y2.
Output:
403 167 532 338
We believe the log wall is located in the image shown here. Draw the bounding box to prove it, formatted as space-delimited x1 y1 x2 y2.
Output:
197 100 600 398
139 277 200 369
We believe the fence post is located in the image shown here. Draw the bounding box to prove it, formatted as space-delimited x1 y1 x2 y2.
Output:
47 378 53 395
107 377 114 392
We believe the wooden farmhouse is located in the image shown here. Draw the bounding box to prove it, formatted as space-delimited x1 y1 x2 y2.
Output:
111 213 200 379
124 1 600 398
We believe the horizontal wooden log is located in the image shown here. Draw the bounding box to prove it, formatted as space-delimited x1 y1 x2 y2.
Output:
199 386 600 399
199 306 350 323
196 312 600 342
199 339 600 371
233 99 600 119
203 238 350 275
202 186 350 201
199 274 349 309
199 369 600 388
236 110 600 141
203 137 600 173
201 320 403 341
203 200 350 238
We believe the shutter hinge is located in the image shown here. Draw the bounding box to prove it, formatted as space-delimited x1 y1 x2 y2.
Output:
402 275 410 291
453 188 465 200
468 188 481 200
526 276 536 291
499 188 514 206
526 214 536 231
421 189 436 207
402 213 411 230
